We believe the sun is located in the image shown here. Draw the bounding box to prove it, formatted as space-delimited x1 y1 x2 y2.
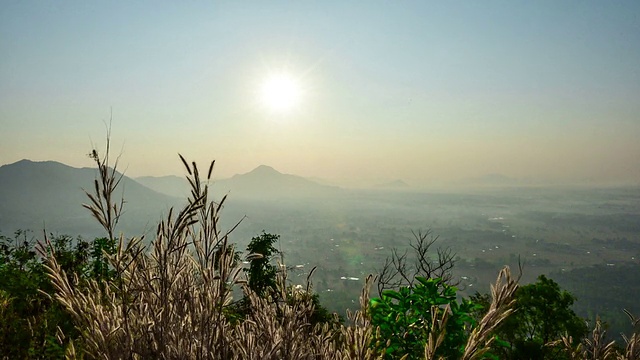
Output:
259 73 301 112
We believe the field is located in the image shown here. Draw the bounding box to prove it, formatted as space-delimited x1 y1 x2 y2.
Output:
216 186 640 333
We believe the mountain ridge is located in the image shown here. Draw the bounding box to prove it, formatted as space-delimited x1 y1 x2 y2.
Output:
137 164 341 199
216 164 340 199
0 159 180 237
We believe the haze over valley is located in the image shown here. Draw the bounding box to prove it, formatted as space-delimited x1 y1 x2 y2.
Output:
1 2 640 355
1 158 638 337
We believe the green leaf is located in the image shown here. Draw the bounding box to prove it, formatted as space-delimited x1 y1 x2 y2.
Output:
381 289 403 301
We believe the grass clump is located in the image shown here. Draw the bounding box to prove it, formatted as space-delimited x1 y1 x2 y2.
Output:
32 140 639 359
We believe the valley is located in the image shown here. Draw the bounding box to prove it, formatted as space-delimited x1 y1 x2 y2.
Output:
1 159 639 337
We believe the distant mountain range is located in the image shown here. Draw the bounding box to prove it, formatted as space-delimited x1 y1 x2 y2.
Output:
0 160 179 237
218 165 341 198
459 173 523 187
137 165 341 199
135 175 190 198
0 160 342 237
375 179 410 189
1 159 555 237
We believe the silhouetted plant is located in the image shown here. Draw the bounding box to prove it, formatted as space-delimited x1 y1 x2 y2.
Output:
377 229 457 296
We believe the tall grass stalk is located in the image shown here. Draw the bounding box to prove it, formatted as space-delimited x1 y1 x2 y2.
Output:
42 139 640 359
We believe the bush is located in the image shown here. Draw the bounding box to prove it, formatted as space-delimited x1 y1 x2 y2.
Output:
0 231 114 358
370 277 480 359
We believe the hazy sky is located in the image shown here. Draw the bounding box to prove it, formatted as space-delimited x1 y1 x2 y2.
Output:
1 1 639 185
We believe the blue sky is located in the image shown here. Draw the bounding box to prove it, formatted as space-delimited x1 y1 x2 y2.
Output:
1 1 639 185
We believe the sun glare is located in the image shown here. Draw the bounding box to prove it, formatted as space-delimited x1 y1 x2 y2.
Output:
259 73 301 112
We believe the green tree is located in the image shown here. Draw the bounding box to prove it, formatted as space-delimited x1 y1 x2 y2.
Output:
239 232 339 326
491 275 588 359
245 232 280 298
89 236 117 281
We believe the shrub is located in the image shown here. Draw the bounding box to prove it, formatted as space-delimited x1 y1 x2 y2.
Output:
370 277 479 359
0 231 101 358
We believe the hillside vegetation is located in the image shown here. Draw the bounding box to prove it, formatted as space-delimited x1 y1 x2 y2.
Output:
1 147 639 359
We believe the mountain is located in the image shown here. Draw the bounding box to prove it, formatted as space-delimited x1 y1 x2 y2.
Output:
0 160 180 237
375 179 410 189
136 175 189 199
213 165 341 199
460 173 521 187
135 165 340 200
305 176 343 187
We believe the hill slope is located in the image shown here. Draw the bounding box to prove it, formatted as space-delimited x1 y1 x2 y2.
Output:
137 166 340 200
375 179 410 189
0 160 180 237
136 175 189 198
213 165 341 199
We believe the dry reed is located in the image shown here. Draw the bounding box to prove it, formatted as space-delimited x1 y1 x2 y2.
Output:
42 145 387 359
43 140 640 359
460 266 519 360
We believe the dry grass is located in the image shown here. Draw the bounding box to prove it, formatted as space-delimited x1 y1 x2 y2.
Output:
557 312 640 360
38 146 521 359
423 305 450 360
460 266 519 360
552 307 640 360
41 141 640 359
42 147 389 359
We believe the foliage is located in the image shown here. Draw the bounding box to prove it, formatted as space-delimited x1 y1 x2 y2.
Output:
377 229 457 296
306 292 342 325
551 264 640 344
483 274 589 359
238 231 341 326
0 230 115 359
89 237 117 282
370 276 480 359
245 231 280 298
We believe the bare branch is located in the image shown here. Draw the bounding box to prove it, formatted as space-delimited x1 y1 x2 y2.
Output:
377 228 457 296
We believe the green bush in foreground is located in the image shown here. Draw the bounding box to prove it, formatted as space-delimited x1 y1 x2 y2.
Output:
0 231 115 358
370 277 482 359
